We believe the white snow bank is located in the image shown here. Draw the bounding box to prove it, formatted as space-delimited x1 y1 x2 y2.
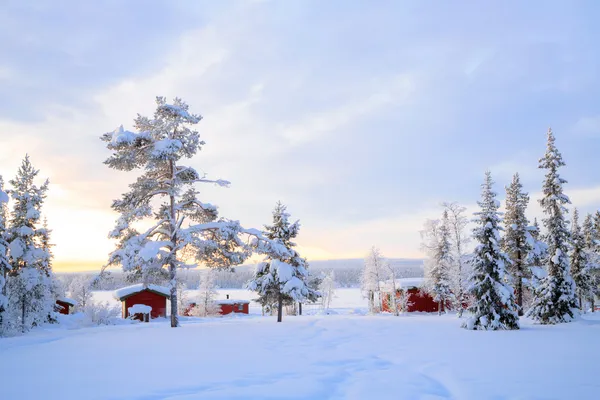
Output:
128 304 152 315
113 284 170 300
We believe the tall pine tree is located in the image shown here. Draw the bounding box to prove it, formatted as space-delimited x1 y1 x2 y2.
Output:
463 171 519 330
6 156 54 332
582 213 600 311
570 209 593 311
502 173 531 316
101 97 289 327
247 202 316 322
527 129 577 324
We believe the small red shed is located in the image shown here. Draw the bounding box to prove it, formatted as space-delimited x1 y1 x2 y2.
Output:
56 297 77 315
215 299 250 315
113 284 169 320
381 278 442 313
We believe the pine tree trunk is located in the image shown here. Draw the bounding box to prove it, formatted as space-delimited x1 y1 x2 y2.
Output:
298 302 302 316
168 159 179 328
21 295 26 333
592 296 595 313
438 300 442 316
277 292 283 322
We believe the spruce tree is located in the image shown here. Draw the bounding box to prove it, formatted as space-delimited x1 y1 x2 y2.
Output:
101 97 288 327
6 156 54 332
247 202 316 322
570 209 593 311
0 177 9 333
502 173 531 316
422 211 454 315
527 129 578 324
526 219 548 293
582 213 600 311
463 171 519 330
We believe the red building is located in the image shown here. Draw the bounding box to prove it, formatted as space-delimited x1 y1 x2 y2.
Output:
215 299 249 315
381 278 442 313
183 298 250 316
113 284 169 319
56 298 77 315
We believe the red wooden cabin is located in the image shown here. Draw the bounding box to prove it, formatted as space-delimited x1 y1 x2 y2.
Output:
381 278 442 313
113 284 169 319
183 297 250 316
215 299 249 315
56 298 77 315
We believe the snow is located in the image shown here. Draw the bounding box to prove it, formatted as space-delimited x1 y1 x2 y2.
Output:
1 293 600 399
380 277 425 291
128 304 152 314
214 299 250 305
0 189 8 203
57 297 77 306
113 283 170 300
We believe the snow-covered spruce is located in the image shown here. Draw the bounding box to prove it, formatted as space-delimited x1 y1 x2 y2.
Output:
100 97 289 328
421 211 454 315
582 213 600 311
502 173 532 316
0 177 10 333
463 171 519 331
569 209 594 311
525 219 548 300
246 202 317 322
5 156 56 333
527 129 578 324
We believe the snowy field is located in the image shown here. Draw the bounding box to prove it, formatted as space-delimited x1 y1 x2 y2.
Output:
1 290 600 400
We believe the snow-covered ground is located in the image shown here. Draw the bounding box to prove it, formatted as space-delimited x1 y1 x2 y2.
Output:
2 290 600 399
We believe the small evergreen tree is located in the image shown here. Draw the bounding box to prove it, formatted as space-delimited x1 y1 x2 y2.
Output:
101 97 288 327
422 211 454 315
6 156 54 332
246 202 316 322
0 178 9 333
570 209 593 311
525 219 548 306
463 171 519 330
502 173 532 316
527 129 578 324
582 213 600 311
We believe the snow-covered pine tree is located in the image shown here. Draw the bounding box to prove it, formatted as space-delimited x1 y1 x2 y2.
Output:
101 97 289 328
246 202 315 322
361 246 386 313
570 209 593 311
502 173 532 316
582 213 600 311
0 177 9 333
422 211 454 315
527 129 578 324
525 218 548 306
6 156 55 332
442 202 470 317
463 171 519 330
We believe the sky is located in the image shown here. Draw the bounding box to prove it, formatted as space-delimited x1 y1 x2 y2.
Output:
1 1 600 272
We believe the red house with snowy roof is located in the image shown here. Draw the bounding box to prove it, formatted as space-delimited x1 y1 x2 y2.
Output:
380 278 442 313
114 284 169 319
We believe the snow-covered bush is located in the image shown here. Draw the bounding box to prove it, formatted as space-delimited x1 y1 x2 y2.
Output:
82 301 121 326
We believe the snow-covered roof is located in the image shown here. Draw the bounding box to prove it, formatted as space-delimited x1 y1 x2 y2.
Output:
57 297 77 306
380 277 425 292
113 284 170 301
214 299 250 305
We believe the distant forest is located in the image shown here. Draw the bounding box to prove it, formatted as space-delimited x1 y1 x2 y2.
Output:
57 259 424 291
